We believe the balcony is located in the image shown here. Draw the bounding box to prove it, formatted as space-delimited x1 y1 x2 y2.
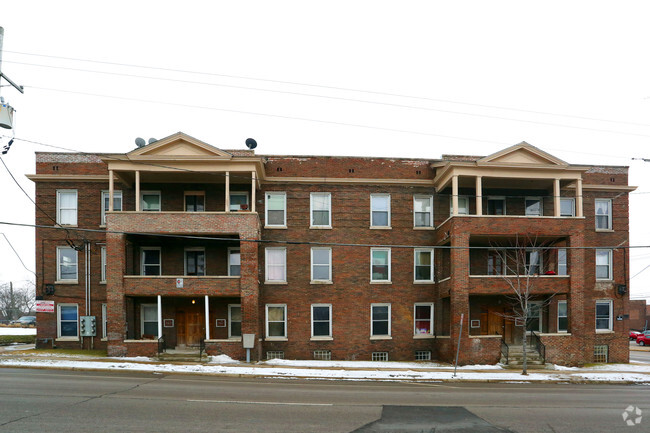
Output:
468 275 570 295
123 275 241 297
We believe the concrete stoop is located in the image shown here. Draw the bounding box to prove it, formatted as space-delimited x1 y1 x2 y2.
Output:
501 346 546 370
157 350 208 363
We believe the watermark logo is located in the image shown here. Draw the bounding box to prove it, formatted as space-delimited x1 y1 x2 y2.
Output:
622 406 642 426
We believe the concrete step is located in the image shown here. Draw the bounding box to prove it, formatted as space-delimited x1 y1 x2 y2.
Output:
157 352 208 363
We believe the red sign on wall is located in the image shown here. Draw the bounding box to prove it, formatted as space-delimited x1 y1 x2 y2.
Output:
36 300 55 313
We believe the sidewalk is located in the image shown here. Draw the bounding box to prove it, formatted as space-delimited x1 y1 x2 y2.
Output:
2 344 650 384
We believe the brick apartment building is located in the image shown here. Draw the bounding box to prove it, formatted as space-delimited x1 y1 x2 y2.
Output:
28 133 635 366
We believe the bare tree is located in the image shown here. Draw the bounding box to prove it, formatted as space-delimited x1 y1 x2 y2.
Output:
0 281 35 321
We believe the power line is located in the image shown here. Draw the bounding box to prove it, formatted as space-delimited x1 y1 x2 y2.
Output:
0 233 36 277
6 49 650 129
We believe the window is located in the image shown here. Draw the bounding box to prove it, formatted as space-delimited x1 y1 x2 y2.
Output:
371 304 391 336
558 249 567 276
102 303 107 339
557 300 568 333
56 190 77 225
141 248 161 276
57 304 78 338
184 191 204 212
311 248 332 282
370 194 390 227
488 250 505 275
265 248 287 282
313 350 331 360
487 197 506 215
311 304 332 338
265 192 286 227
184 248 205 276
265 304 287 338
527 302 542 332
230 192 249 211
266 351 284 360
141 191 161 212
101 190 122 225
415 351 431 361
57 246 78 282
310 193 331 227
100 246 107 283
525 197 542 216
450 196 469 216
596 249 612 280
228 248 241 276
372 352 388 361
560 198 575 217
414 195 433 227
414 249 434 282
228 304 241 338
141 304 158 337
594 345 609 363
595 199 612 230
371 248 391 282
525 249 542 275
414 303 434 336
595 300 612 331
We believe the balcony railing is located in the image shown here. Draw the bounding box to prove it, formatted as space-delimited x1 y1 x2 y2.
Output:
107 211 261 236
123 276 241 296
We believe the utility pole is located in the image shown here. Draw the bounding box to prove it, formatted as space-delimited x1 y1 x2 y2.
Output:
0 27 24 132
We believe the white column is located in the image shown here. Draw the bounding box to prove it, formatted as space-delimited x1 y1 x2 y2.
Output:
576 178 583 217
452 175 459 216
475 176 482 216
251 171 256 213
135 170 141 212
225 171 230 212
157 295 162 339
554 178 561 217
205 295 210 340
108 170 114 212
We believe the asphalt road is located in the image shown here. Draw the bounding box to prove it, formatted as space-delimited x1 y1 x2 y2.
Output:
0 368 648 433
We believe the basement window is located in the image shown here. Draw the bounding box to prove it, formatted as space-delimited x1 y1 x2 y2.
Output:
266 351 284 360
593 345 608 363
313 350 331 360
372 352 388 362
415 351 431 361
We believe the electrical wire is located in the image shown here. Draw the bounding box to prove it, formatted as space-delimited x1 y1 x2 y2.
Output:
0 233 36 277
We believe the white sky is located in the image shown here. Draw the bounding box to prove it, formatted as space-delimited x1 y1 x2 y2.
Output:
1 1 649 300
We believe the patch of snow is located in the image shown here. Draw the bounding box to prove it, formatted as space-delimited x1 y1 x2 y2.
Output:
0 327 36 336
209 354 239 364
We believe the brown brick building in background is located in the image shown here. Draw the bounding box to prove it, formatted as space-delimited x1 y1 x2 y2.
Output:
28 133 636 366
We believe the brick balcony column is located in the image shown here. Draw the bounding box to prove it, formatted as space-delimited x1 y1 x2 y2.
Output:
568 232 587 359
240 239 260 360
449 230 471 363
106 231 127 356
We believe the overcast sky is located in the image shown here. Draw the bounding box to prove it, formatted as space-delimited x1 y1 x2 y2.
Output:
1 1 649 300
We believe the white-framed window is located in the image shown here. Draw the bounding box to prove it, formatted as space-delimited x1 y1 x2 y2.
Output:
595 300 613 331
371 303 391 337
141 191 161 212
487 196 506 215
228 248 241 276
414 303 434 336
100 246 107 283
265 192 286 227
140 247 161 276
310 192 331 227
450 196 470 216
228 304 242 338
101 190 122 225
57 303 78 338
184 247 205 276
265 304 287 338
311 247 332 282
414 248 434 282
265 248 287 282
557 300 568 333
525 249 542 275
102 303 107 339
557 248 567 276
488 249 505 275
371 248 391 282
141 304 158 337
560 198 575 217
595 199 612 230
525 197 543 216
413 195 433 227
370 194 391 227
415 350 432 361
230 192 249 211
184 191 205 212
56 190 78 225
596 249 612 280
311 304 332 338
56 246 78 282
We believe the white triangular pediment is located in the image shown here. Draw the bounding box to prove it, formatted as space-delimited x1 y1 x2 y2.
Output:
127 132 232 159
478 142 567 166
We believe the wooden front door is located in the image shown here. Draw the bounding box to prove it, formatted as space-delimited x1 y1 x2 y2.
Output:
176 306 204 347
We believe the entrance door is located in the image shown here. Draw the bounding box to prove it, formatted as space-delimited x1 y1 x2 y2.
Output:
176 305 204 347
483 306 517 344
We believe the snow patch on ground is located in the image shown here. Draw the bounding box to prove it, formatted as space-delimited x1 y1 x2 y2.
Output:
0 327 37 336
209 354 238 364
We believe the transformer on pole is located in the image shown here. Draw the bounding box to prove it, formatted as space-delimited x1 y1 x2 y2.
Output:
0 27 24 130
